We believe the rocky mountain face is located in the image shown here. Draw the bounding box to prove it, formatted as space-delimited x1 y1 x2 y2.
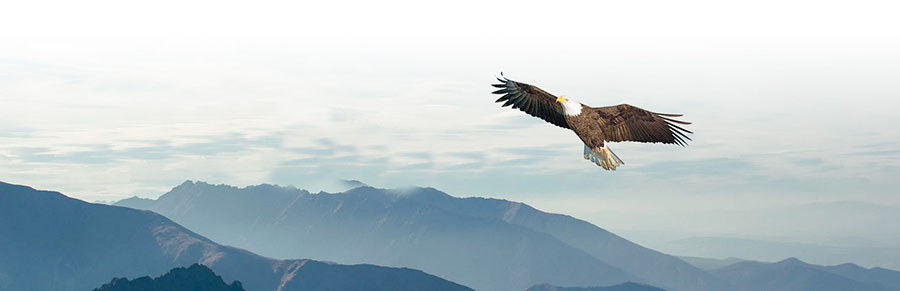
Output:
115 181 723 291
0 181 472 291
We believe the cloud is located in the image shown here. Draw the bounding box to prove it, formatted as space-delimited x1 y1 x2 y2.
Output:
2 1 900 244
638 158 754 176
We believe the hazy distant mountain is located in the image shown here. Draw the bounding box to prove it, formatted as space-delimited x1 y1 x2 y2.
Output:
0 181 472 291
92 264 244 291
659 236 900 271
680 254 900 290
115 181 728 291
677 256 747 271
810 262 900 290
526 282 666 291
711 258 898 291
113 196 155 209
339 179 367 188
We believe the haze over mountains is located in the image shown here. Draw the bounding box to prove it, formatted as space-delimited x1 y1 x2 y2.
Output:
611 200 900 270
113 180 900 291
711 258 900 291
4 178 900 291
0 181 472 291
115 182 636 290
653 235 900 271
116 181 722 291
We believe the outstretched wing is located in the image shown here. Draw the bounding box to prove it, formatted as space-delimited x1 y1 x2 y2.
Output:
492 75 570 129
589 104 693 146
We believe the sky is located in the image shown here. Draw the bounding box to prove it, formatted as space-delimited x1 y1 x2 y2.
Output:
1 0 899 244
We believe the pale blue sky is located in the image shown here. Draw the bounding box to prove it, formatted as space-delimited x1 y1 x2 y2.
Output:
1 0 899 242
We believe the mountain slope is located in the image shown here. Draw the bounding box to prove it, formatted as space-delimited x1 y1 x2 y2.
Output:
711 258 896 291
115 181 724 291
657 236 900 271
814 263 900 290
92 264 245 291
0 181 472 291
395 188 730 291
526 282 667 291
677 256 746 271
118 182 638 291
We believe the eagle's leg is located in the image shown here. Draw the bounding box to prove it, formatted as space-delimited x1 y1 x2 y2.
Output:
584 144 624 170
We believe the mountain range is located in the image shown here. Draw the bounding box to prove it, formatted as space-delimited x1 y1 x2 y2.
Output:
5 178 900 291
676 256 747 271
0 181 472 291
115 181 723 291
711 257 900 291
655 236 900 271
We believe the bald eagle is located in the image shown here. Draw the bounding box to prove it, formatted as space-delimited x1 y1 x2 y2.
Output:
492 74 692 170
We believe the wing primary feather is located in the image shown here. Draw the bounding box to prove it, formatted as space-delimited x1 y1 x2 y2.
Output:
673 130 693 141
670 126 692 141
668 123 694 134
661 117 692 124
675 134 688 146
489 75 571 129
511 96 525 108
654 112 683 117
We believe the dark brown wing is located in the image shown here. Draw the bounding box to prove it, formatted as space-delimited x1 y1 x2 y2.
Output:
590 104 693 146
491 75 569 129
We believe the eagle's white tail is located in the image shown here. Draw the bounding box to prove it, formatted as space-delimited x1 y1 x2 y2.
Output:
584 144 624 170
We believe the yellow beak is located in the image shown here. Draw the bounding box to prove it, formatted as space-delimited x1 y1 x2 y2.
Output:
556 96 567 103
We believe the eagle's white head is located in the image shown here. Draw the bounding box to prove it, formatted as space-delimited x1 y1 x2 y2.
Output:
556 96 582 116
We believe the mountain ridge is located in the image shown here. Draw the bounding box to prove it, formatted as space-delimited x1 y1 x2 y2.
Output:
711 257 898 291
0 180 473 291
116 180 723 291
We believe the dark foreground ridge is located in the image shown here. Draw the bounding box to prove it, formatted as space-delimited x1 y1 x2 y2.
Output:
93 264 244 291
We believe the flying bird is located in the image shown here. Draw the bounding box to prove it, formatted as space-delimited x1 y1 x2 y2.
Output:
492 74 692 170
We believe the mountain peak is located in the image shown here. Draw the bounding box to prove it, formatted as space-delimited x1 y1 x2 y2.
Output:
0 180 37 193
340 179 368 188
832 262 865 270
777 257 806 265
397 186 453 200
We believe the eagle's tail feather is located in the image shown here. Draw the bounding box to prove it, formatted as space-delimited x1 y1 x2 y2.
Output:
584 144 624 170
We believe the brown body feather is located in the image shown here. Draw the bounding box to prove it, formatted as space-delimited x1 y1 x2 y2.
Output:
569 104 693 149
